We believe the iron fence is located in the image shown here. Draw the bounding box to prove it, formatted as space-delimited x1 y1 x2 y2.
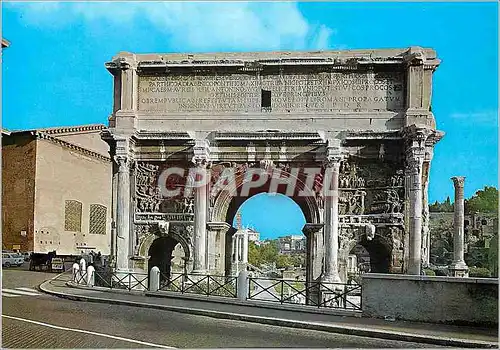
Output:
73 270 87 285
248 277 362 310
92 269 149 291
159 272 238 298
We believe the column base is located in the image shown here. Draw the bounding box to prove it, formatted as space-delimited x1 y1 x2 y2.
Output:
191 269 207 276
321 273 342 284
449 261 469 277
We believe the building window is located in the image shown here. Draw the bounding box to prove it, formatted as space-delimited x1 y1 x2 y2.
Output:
89 204 107 235
65 200 82 232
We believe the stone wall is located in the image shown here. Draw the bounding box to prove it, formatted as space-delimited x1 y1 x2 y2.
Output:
1 134 36 251
362 273 498 326
33 138 112 255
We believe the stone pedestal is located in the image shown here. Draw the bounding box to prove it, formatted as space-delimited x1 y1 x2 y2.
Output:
449 176 469 277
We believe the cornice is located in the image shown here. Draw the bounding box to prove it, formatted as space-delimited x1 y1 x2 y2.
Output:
109 47 439 74
40 124 107 135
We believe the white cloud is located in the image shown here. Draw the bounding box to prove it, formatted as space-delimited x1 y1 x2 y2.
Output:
450 110 498 125
7 1 335 51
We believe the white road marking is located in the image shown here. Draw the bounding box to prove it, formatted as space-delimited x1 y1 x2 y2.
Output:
2 315 176 349
2 288 40 296
2 292 20 297
16 287 40 293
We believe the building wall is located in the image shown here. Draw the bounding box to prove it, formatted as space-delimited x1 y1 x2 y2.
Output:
55 130 109 158
362 273 498 326
33 138 112 255
2 134 36 251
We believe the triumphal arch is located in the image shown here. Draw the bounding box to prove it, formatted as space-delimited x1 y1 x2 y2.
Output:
102 47 443 284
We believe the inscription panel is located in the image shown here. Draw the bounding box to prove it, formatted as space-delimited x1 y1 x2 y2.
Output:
138 71 404 113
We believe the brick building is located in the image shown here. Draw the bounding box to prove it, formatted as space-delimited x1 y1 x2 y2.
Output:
2 125 112 256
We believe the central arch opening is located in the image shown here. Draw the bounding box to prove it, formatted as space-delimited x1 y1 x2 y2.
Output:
233 193 306 239
226 193 307 280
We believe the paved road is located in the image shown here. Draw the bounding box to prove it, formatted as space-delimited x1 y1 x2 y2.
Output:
2 269 443 348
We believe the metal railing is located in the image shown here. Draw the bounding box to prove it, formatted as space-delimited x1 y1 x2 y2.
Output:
248 277 362 310
159 272 238 298
73 270 88 285
93 270 149 291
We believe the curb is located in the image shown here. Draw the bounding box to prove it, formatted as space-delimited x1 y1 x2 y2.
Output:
39 279 498 348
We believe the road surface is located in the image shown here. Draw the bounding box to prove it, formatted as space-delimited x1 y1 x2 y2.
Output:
2 266 442 348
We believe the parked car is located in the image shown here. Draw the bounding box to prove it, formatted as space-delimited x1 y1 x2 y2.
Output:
21 252 31 262
2 253 24 267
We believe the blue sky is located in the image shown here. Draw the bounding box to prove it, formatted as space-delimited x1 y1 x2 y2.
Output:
3 2 498 239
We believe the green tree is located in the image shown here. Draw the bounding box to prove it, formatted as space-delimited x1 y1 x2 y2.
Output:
429 196 453 212
465 186 498 214
248 240 279 267
488 234 498 277
276 254 293 269
248 241 261 266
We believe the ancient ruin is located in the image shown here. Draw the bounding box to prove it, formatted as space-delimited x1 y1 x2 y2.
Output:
102 47 444 283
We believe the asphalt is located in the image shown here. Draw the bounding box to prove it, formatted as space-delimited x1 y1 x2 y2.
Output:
39 271 499 348
2 270 445 349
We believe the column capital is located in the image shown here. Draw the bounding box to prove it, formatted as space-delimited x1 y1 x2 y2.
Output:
402 125 434 146
302 223 323 236
113 155 129 172
451 176 466 188
192 138 211 168
324 138 343 168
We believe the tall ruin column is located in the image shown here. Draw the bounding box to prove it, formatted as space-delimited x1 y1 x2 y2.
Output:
450 176 469 277
322 141 342 283
114 153 131 271
191 139 210 275
421 162 431 268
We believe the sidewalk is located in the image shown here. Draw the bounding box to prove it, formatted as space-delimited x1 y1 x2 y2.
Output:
40 272 498 348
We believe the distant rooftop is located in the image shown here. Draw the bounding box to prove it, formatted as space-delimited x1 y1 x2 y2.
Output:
7 124 106 135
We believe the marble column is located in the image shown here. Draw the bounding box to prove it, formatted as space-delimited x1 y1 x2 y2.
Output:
114 155 130 271
242 230 249 264
322 156 342 283
450 176 468 277
406 155 423 275
192 162 208 274
232 235 237 262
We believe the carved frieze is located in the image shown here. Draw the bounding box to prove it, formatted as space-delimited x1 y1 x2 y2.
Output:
339 213 404 226
339 190 366 215
135 212 194 222
339 161 365 188
168 222 194 254
161 197 194 214
370 189 403 214
339 226 359 250
135 162 162 212
133 223 157 255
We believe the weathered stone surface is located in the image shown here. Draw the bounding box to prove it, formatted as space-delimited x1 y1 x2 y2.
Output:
103 47 443 280
138 72 405 113
362 274 498 326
